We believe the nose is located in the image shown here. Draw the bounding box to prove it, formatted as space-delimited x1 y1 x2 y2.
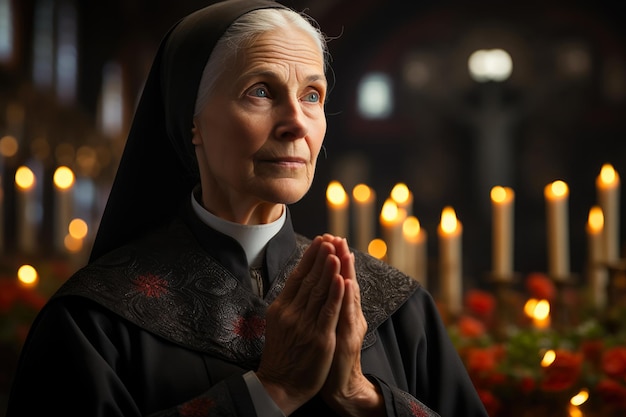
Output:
275 97 308 140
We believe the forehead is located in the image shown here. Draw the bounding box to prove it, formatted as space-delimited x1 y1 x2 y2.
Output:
237 26 325 73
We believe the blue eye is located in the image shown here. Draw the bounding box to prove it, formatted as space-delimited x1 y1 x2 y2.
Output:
250 87 269 98
304 91 320 103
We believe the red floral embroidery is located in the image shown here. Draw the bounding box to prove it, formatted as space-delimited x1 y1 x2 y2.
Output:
179 397 215 417
409 399 429 417
133 274 169 298
234 314 265 340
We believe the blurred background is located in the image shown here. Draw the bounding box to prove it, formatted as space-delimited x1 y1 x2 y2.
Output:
1 0 626 412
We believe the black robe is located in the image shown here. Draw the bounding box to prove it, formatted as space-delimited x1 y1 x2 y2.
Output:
6 203 487 417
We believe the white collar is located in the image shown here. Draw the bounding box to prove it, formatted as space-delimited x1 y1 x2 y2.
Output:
190 190 286 268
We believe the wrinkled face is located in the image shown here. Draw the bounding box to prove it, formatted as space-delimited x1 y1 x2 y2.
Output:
192 25 327 218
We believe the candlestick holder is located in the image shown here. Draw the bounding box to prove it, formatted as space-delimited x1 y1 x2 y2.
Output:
548 274 578 332
486 273 522 340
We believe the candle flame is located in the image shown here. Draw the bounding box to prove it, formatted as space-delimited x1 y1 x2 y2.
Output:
15 166 35 190
17 264 38 286
380 199 399 223
549 180 568 197
440 206 458 234
599 163 618 185
570 389 589 407
368 238 387 260
53 166 75 189
588 206 604 232
490 185 514 203
541 349 556 367
390 183 411 205
326 181 347 206
69 218 89 239
352 183 373 203
402 216 421 239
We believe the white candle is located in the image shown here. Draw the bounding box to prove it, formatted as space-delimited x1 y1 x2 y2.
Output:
490 186 515 279
596 164 620 264
403 215 427 287
15 166 37 254
438 206 462 317
326 181 349 238
586 206 607 310
352 184 376 253
544 180 570 280
53 166 75 252
380 198 406 271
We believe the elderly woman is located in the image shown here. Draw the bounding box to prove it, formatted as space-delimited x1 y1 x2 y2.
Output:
7 1 488 416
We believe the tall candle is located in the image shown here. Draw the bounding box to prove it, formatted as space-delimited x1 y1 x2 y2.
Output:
380 198 406 271
403 215 427 287
596 164 620 263
586 206 607 310
352 184 376 253
544 180 570 280
326 181 349 238
15 166 37 254
438 206 462 317
53 166 75 252
490 186 514 279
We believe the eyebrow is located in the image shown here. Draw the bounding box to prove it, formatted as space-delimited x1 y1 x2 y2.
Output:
240 70 327 86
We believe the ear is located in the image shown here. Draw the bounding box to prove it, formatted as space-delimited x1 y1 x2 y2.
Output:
191 118 203 146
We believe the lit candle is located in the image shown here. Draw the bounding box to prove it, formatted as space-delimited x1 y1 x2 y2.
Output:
380 198 406 271
596 163 620 264
438 206 462 317
17 264 39 288
326 181 349 238
586 206 607 310
403 215 428 287
544 180 570 280
352 184 376 253
15 166 37 254
490 186 515 279
367 238 387 262
524 298 551 330
390 182 413 216
53 166 75 252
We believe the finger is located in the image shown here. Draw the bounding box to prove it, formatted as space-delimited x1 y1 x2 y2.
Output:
280 236 324 302
290 241 336 310
315 258 345 330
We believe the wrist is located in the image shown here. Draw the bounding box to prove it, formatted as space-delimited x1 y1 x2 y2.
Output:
326 377 385 417
255 371 309 416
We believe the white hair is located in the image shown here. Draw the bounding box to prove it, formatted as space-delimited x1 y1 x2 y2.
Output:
194 8 329 115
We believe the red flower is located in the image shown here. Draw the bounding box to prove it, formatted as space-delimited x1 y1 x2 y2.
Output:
464 290 496 318
458 315 486 338
602 347 626 380
234 314 265 340
179 397 215 417
519 375 535 394
133 274 169 298
581 339 604 368
466 346 501 377
477 389 500 417
541 349 582 391
525 273 556 301
596 378 626 410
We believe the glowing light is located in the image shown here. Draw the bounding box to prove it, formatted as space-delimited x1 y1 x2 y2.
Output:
53 166 75 189
440 207 458 234
64 234 83 253
570 388 589 407
534 299 550 320
599 163 618 185
368 238 387 260
490 186 512 203
468 48 513 82
549 180 569 198
15 166 35 190
588 206 604 232
17 265 38 286
68 218 88 239
402 216 421 240
326 181 347 207
541 349 556 367
390 183 410 205
352 184 372 203
357 72 393 119
380 199 399 223
0 135 18 157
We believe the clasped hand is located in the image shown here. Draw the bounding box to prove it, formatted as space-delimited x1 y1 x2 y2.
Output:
256 234 383 416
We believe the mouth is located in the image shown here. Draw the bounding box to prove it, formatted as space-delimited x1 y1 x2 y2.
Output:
258 156 307 168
